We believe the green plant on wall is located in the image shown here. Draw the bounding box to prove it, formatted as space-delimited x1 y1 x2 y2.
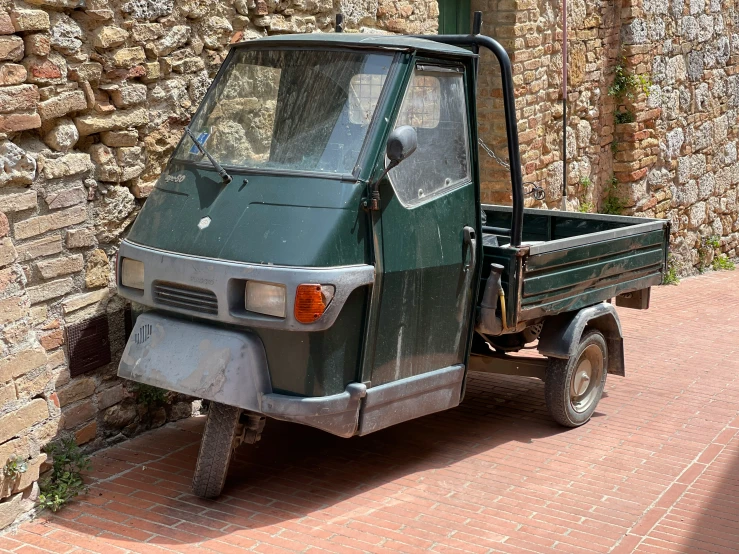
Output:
600 175 625 215
38 438 91 513
579 176 591 188
712 254 735 271
578 201 594 213
609 58 650 128
662 255 680 285
609 58 651 101
3 455 28 479
614 111 635 124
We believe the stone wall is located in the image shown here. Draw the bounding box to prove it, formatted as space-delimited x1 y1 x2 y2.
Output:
0 0 437 530
474 0 739 273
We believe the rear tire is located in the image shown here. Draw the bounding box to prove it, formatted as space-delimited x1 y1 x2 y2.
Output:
192 402 242 499
545 330 607 427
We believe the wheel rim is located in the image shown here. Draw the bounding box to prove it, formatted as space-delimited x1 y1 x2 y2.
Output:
569 344 604 413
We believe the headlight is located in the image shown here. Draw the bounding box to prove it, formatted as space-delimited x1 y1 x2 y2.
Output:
245 281 286 318
121 258 145 290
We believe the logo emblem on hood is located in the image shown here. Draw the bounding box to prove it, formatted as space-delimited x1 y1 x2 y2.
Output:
198 217 211 230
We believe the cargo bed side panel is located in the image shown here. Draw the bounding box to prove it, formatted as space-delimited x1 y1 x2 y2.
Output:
519 226 667 320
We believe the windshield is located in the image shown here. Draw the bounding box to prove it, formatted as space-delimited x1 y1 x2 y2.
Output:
174 48 394 175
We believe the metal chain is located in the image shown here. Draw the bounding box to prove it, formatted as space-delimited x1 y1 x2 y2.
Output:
478 138 510 170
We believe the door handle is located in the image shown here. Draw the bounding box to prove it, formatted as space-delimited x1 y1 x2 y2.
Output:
463 226 476 270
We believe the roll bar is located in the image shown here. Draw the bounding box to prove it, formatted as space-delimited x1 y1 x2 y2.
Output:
412 13 524 247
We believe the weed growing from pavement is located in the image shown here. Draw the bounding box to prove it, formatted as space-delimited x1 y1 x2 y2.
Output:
38 438 91 513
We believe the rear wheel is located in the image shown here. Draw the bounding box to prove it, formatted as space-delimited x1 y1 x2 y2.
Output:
192 402 242 499
545 330 607 427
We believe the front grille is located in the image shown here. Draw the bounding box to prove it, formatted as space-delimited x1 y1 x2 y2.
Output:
153 282 218 315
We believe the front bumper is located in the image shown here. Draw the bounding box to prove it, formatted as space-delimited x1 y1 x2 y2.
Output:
119 312 367 437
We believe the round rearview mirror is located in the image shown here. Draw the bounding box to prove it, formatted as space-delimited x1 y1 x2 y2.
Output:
386 125 418 163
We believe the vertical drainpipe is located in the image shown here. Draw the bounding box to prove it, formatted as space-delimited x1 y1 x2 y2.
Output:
561 0 568 211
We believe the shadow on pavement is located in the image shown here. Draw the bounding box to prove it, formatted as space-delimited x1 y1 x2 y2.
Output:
50 372 572 546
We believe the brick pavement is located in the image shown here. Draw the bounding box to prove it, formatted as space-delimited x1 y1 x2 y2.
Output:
2 270 739 554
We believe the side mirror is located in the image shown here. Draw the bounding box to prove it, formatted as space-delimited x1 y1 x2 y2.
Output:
386 125 417 164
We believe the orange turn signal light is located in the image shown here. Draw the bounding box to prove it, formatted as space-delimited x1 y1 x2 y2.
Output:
294 284 334 323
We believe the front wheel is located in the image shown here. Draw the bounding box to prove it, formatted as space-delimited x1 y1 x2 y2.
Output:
545 330 607 427
192 402 242 498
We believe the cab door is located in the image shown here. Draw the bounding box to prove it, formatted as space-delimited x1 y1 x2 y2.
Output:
370 62 479 386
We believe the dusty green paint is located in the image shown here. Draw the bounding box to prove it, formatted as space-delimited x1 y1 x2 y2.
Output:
480 207 668 327
438 0 471 34
256 288 367 396
127 166 369 267
371 182 477 385
368 54 480 387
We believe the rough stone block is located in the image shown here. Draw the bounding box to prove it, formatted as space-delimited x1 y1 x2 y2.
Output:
74 107 149 136
0 381 16 408
93 26 129 49
43 117 80 152
65 228 96 249
62 401 95 430
14 205 87 240
0 191 36 214
35 253 84 279
0 296 28 325
11 9 50 32
16 235 62 262
131 23 163 42
109 84 147 108
96 384 124 410
15 366 54 398
0 492 24 529
0 63 27 85
23 33 50 56
44 186 86 210
0 12 13 35
0 238 17 268
26 277 74 304
62 287 108 313
84 249 109 288
0 113 42 133
0 36 23 62
75 420 97 445
58 378 96 407
37 90 87 121
0 84 40 114
112 47 145 68
100 130 138 147
24 52 67 85
69 61 102 82
0 142 36 187
40 153 93 180
0 398 48 443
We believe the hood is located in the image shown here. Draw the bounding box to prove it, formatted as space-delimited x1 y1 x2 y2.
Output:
126 163 369 267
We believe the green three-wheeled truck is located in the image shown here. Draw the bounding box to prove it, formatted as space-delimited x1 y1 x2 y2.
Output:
116 16 670 498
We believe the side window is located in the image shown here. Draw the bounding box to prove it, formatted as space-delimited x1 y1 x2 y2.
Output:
389 65 470 206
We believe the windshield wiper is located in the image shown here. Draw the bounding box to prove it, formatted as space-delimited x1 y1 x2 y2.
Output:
184 127 232 184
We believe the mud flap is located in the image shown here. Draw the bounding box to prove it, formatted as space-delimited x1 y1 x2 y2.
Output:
119 312 271 412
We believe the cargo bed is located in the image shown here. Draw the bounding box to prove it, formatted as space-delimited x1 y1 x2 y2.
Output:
479 205 670 328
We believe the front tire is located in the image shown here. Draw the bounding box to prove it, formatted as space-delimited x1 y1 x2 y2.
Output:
545 330 607 427
192 402 242 499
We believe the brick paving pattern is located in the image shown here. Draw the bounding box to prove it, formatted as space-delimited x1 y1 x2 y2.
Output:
2 270 738 553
